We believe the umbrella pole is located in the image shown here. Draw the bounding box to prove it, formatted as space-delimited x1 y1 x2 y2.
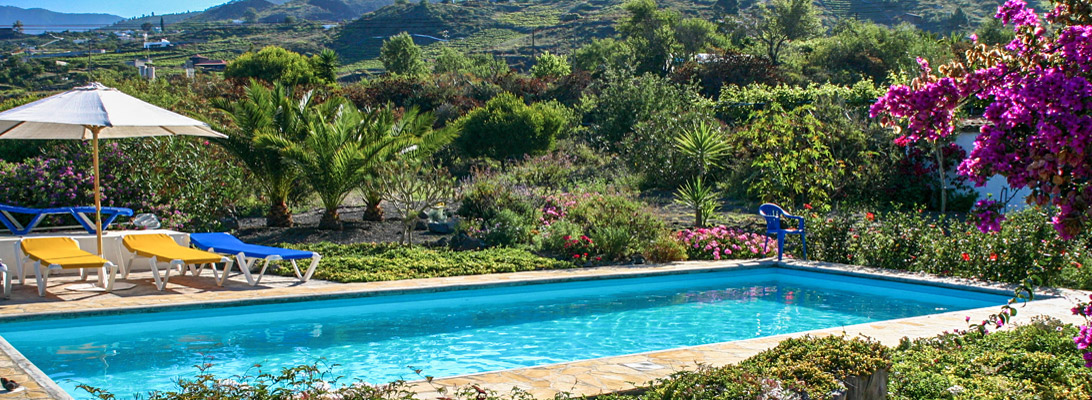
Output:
92 126 103 256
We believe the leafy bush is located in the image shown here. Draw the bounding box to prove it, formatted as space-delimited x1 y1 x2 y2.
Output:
380 32 427 76
275 242 573 282
675 226 776 261
806 207 1091 288
890 317 1092 400
530 51 572 79
224 46 331 85
455 93 571 160
457 171 539 221
619 335 890 400
0 139 245 231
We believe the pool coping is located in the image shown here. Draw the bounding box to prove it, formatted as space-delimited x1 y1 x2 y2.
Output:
0 259 1083 399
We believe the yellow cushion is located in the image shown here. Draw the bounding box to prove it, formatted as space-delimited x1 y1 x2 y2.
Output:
21 237 109 269
123 234 224 264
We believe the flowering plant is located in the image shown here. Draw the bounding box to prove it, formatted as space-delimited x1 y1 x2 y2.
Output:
871 0 1092 239
675 226 777 260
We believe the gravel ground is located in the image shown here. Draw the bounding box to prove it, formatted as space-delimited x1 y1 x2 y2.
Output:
234 205 452 246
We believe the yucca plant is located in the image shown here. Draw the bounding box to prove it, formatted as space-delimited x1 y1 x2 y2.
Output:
674 120 731 176
213 81 310 227
674 176 721 228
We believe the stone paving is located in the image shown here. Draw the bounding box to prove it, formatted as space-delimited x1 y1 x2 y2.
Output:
0 259 1085 400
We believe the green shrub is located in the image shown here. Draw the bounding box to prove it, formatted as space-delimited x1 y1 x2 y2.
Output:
457 172 538 221
890 318 1092 400
455 93 571 160
641 233 688 263
276 243 573 283
480 209 534 247
805 207 1091 289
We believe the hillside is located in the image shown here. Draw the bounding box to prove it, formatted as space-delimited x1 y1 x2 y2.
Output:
0 6 123 34
332 0 697 64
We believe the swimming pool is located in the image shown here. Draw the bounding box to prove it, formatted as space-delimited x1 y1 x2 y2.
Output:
0 267 1010 398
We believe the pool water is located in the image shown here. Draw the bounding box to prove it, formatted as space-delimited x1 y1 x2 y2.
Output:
0 268 1009 398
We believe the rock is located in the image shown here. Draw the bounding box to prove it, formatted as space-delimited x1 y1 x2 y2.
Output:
428 220 456 234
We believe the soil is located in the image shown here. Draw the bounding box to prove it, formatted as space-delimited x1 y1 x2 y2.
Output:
234 205 453 246
231 194 770 247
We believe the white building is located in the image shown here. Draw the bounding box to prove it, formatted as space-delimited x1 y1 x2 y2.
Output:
144 38 171 48
954 119 1030 211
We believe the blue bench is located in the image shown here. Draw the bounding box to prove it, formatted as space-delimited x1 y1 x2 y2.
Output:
0 203 134 236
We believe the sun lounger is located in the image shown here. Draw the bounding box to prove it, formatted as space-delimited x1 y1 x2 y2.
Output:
0 203 134 235
121 233 233 290
189 233 320 285
19 237 117 297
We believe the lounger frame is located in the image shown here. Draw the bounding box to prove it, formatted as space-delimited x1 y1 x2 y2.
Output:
15 241 117 297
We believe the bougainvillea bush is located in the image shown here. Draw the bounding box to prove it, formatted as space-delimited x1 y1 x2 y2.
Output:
675 226 777 260
870 0 1092 239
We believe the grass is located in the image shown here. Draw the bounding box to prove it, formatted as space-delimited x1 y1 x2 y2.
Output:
273 242 575 282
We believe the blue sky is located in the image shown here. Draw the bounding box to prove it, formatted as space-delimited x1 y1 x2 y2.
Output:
0 0 226 18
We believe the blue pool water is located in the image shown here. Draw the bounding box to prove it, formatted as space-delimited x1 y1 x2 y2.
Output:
0 268 1009 398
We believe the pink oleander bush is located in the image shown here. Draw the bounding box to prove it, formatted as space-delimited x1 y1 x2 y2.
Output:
674 226 777 261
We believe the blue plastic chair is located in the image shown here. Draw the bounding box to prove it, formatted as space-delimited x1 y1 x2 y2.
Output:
189 233 321 285
0 203 134 235
758 203 807 262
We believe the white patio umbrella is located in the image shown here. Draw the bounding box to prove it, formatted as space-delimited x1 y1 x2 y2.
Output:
0 82 227 256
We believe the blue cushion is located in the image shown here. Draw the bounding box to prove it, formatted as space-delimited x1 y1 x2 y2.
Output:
189 232 314 260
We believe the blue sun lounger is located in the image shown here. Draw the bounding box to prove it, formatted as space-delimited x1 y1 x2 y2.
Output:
0 203 134 235
189 233 321 286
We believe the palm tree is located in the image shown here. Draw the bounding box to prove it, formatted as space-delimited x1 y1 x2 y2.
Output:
359 106 456 221
260 99 415 229
213 81 309 227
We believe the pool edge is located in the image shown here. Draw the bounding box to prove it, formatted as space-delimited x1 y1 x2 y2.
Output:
0 335 73 400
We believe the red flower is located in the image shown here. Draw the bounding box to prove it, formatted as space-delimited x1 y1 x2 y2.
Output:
804 203 813 210
989 253 998 261
572 254 580 259
865 212 875 221
961 253 970 262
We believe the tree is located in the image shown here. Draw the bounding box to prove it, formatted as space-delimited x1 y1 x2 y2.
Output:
283 15 297 24
224 46 323 85
456 93 570 160
11 20 22 33
570 38 635 74
618 0 679 74
257 99 414 229
433 47 471 75
749 0 820 66
141 22 154 32
311 49 339 83
673 18 722 59
673 121 730 227
530 51 571 78
160 17 165 32
871 0 1092 239
359 107 455 221
212 82 307 227
380 162 455 245
805 20 951 84
380 32 427 75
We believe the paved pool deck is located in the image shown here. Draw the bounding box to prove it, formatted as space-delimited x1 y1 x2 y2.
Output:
0 259 1085 399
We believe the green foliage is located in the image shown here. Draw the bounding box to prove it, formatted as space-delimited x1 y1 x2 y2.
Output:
890 318 1092 400
641 232 689 263
213 81 306 227
806 207 1092 289
224 46 329 85
570 38 636 74
673 18 722 58
975 18 1015 46
276 242 574 282
618 0 679 74
626 335 889 400
674 177 720 228
433 46 473 75
380 32 427 76
803 21 953 85
379 162 456 245
455 92 571 160
716 80 884 125
580 71 710 152
530 51 572 79
732 104 837 207
749 0 821 66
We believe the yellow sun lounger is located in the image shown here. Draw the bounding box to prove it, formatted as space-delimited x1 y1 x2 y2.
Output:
122 234 233 290
19 237 118 297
